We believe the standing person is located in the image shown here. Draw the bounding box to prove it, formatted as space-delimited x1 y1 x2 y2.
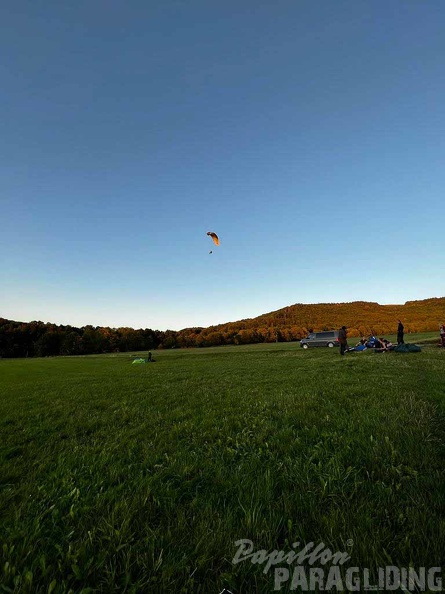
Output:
440 323 445 347
397 320 404 344
338 326 348 356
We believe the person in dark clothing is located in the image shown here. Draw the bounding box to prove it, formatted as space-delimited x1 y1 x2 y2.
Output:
397 320 404 344
338 326 348 355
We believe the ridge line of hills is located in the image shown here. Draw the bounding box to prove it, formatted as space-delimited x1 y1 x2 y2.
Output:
177 297 445 347
1 297 444 357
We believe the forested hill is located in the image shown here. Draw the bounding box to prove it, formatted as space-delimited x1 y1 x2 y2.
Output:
174 297 445 347
1 297 444 357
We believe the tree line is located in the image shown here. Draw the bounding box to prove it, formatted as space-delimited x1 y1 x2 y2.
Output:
1 297 443 357
0 320 166 358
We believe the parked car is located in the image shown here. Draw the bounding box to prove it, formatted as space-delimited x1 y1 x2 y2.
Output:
300 331 339 348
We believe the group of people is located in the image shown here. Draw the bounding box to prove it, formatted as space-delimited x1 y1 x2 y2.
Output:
338 320 405 356
357 336 395 352
338 320 445 354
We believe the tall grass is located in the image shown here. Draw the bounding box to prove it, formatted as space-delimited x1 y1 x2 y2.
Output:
1 335 444 592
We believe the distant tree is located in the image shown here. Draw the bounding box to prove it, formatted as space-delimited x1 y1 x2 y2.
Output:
81 327 107 354
35 331 63 357
60 331 82 356
161 330 178 349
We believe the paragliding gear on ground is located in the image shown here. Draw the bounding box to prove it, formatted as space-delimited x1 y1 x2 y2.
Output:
366 336 379 348
394 343 421 353
132 358 146 364
352 344 367 351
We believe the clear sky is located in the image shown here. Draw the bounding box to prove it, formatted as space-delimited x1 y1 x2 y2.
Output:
2 0 444 331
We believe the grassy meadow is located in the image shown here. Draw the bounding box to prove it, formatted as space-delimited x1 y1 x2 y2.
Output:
1 333 445 593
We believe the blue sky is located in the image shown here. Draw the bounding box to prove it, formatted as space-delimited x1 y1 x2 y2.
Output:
2 0 444 330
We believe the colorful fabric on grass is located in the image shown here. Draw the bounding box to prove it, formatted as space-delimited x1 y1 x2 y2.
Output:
394 343 422 353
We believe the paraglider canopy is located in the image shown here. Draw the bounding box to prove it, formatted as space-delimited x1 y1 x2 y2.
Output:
207 231 220 246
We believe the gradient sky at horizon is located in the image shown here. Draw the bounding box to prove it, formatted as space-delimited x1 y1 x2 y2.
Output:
2 0 444 331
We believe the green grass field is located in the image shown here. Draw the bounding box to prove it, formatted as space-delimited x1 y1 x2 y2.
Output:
1 334 445 593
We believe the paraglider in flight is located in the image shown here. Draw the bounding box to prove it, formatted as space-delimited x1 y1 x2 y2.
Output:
207 231 220 246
